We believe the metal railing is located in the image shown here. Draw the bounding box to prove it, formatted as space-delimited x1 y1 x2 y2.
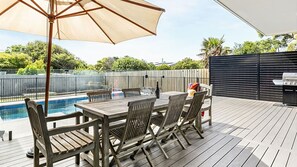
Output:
0 75 209 103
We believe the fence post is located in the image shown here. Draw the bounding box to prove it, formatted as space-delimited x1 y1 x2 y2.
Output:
143 76 145 87
196 77 200 83
75 76 77 96
183 77 186 92
0 78 2 102
257 54 260 100
127 76 130 88
104 76 107 86
35 77 38 100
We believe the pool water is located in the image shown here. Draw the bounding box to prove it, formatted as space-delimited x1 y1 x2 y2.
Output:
0 97 88 121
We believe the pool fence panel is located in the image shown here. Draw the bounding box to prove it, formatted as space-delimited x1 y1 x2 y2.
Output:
0 69 209 103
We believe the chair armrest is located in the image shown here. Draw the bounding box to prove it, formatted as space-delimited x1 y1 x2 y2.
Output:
46 112 83 122
48 119 99 136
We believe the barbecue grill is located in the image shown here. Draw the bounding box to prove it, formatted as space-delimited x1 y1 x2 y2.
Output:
273 73 297 106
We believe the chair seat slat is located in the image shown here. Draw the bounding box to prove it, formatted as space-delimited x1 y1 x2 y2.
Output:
59 133 81 149
54 135 75 152
51 136 68 153
65 131 87 146
72 130 93 144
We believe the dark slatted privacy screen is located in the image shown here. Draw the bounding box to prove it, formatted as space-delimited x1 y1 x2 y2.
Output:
210 51 297 102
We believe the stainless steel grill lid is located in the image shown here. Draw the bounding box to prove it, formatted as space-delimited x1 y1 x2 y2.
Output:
273 73 297 86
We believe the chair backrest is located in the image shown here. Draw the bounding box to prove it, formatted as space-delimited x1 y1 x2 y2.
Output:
122 98 156 142
24 98 51 152
200 84 213 97
122 88 141 97
87 90 112 102
162 93 188 129
182 91 206 123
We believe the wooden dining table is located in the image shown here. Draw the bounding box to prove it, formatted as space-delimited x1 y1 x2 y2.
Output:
74 91 191 167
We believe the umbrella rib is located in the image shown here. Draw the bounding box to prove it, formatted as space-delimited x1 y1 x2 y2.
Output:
121 0 165 12
55 0 84 17
76 2 115 44
56 7 103 19
55 2 61 40
31 0 48 16
91 0 156 35
0 1 20 16
19 0 48 17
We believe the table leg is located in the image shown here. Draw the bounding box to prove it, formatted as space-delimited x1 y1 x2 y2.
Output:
102 115 110 167
83 114 89 133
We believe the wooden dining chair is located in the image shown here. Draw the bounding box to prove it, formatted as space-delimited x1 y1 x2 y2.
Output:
25 98 100 167
87 90 112 102
122 88 141 97
109 98 156 167
178 91 206 145
198 84 213 132
146 93 188 159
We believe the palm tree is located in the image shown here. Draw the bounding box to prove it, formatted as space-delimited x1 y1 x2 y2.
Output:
199 36 231 68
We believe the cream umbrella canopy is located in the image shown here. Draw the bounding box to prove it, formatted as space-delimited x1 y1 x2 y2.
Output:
215 0 297 36
0 0 164 114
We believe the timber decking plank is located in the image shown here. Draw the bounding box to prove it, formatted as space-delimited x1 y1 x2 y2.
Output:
257 147 278 167
242 145 267 167
198 137 242 167
213 140 250 167
272 108 296 147
261 107 292 145
163 134 226 167
184 136 234 167
281 107 297 150
227 142 258 167
271 150 290 167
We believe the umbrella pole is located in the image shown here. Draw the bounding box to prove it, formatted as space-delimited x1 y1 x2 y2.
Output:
44 20 54 116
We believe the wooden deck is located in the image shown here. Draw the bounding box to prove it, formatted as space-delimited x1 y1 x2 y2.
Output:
1 96 297 167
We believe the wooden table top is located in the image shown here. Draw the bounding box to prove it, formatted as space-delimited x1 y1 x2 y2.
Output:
75 91 190 119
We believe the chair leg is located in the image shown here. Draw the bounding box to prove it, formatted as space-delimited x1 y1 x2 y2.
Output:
178 128 191 145
173 132 186 150
130 142 141 160
142 148 154 167
193 125 204 139
33 143 39 167
109 140 122 167
146 127 156 150
75 154 80 165
46 159 53 167
209 108 212 126
155 139 169 159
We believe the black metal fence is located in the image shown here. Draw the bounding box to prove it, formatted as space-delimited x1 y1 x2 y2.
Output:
210 51 297 102
0 75 209 103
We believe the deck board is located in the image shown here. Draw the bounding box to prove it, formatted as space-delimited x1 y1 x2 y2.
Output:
1 96 297 167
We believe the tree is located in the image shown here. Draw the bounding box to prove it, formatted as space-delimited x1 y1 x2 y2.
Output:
172 58 203 69
112 56 150 71
4 41 89 70
147 63 156 70
156 64 171 70
0 52 31 69
199 36 231 68
233 38 282 55
95 57 118 71
51 53 87 69
17 60 46 75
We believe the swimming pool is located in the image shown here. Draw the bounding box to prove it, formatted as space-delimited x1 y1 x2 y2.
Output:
0 96 88 121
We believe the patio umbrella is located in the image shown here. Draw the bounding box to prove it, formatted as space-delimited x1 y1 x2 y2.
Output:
0 0 164 115
215 0 297 35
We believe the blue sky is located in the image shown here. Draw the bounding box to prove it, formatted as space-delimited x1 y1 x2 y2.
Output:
0 0 260 65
